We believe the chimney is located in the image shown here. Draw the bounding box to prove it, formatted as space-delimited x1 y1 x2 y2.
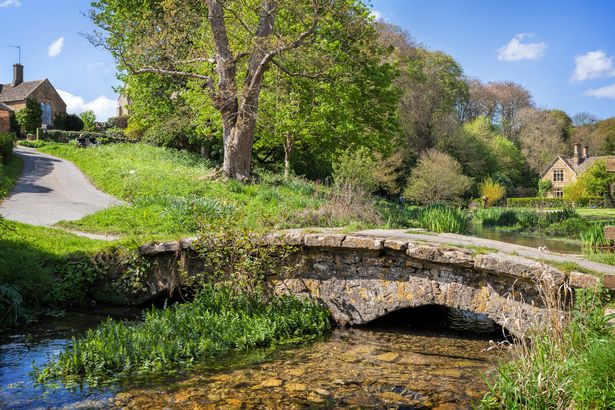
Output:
573 143 582 167
12 64 23 86
582 145 589 159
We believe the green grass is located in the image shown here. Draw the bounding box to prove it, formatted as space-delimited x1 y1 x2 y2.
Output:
37 285 331 383
0 154 22 199
481 288 615 409
31 142 329 237
0 220 113 327
415 205 469 234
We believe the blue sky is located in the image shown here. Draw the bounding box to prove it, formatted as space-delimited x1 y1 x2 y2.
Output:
371 0 615 119
0 1 614 120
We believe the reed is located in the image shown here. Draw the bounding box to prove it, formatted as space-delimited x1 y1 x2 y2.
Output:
416 204 468 233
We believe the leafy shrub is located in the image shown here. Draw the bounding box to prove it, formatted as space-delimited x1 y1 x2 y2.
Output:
541 208 577 225
472 207 539 228
545 217 590 238
0 132 15 164
537 179 552 197
332 147 378 193
480 177 506 206
40 129 106 143
107 116 128 129
65 114 85 131
416 204 468 233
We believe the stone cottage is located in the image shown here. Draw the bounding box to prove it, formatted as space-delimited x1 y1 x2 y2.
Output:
540 143 615 197
0 64 66 127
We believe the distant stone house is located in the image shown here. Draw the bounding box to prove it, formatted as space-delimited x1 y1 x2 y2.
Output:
0 103 10 132
0 64 66 128
540 143 615 197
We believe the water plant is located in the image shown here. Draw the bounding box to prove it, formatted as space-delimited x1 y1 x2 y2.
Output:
37 286 330 382
580 223 610 247
416 204 468 234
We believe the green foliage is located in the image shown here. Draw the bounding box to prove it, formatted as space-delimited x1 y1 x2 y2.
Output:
415 204 468 233
579 224 610 247
106 116 128 129
479 177 506 206
0 132 15 164
15 98 42 134
332 147 378 193
65 114 85 131
34 142 332 236
38 286 330 382
404 149 472 205
577 160 615 202
80 110 97 131
0 152 22 199
40 129 107 143
537 179 552 198
0 221 111 327
481 288 614 409
507 197 604 208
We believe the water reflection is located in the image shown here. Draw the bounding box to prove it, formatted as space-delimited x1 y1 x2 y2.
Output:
468 224 581 254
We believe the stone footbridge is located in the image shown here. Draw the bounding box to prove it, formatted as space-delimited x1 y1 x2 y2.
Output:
137 230 603 338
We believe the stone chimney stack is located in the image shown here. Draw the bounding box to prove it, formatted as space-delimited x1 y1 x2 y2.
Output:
573 143 582 167
13 64 23 86
582 145 589 159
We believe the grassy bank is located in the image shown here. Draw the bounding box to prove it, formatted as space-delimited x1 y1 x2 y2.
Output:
0 220 129 328
481 288 615 409
28 142 339 237
0 153 22 199
37 285 330 382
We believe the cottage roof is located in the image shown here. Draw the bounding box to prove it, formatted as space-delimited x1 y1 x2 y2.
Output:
0 80 45 103
0 102 11 111
541 154 615 178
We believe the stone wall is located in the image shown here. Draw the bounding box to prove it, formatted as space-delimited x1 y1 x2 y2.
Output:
138 232 600 338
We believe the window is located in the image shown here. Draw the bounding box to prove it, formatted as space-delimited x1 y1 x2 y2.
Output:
40 102 53 126
553 169 564 182
553 188 563 198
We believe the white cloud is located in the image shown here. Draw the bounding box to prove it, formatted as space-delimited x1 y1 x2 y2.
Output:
572 50 615 81
0 0 21 8
48 37 64 57
584 83 615 99
58 90 117 121
497 34 546 61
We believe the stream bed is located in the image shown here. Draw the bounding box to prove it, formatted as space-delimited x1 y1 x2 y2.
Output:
1 307 506 409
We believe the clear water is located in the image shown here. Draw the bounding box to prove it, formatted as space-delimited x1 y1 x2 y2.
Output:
468 224 582 254
0 307 505 409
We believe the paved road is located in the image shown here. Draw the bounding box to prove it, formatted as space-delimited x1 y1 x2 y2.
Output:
356 229 615 276
0 146 123 227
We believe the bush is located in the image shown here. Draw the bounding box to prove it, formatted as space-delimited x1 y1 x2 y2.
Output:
580 224 610 247
40 129 107 143
507 197 604 208
332 147 378 193
480 177 506 206
65 114 85 131
404 149 473 205
545 217 590 238
107 116 129 129
472 207 539 228
0 132 15 164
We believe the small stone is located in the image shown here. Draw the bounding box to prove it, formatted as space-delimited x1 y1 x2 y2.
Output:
286 368 305 376
339 351 360 363
375 352 399 362
307 392 326 403
379 391 409 403
313 388 331 396
260 378 284 388
286 382 308 392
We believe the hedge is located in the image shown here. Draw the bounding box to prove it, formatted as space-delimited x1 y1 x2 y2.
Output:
38 129 132 144
507 196 606 208
0 132 16 164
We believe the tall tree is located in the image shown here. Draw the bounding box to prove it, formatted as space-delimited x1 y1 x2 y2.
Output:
89 0 377 181
16 98 42 134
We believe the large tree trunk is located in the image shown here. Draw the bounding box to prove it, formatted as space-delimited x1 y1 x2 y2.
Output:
283 134 294 179
222 113 257 181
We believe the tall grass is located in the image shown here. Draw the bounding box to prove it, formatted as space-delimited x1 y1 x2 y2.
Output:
481 284 615 409
37 286 331 382
580 223 610 247
416 205 468 233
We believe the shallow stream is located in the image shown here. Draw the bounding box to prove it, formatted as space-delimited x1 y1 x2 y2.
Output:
1 307 506 409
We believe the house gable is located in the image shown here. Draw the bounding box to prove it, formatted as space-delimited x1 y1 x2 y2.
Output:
540 156 576 179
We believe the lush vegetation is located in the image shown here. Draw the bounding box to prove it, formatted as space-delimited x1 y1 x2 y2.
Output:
32 142 339 236
0 132 16 164
0 221 113 328
37 286 330 382
481 288 615 409
0 148 21 198
15 98 42 134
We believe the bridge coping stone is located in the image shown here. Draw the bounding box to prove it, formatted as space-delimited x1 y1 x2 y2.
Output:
137 230 600 289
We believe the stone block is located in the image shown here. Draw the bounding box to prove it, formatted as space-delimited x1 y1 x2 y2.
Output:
569 271 601 289
341 235 385 250
383 238 409 251
304 233 345 248
139 241 180 256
